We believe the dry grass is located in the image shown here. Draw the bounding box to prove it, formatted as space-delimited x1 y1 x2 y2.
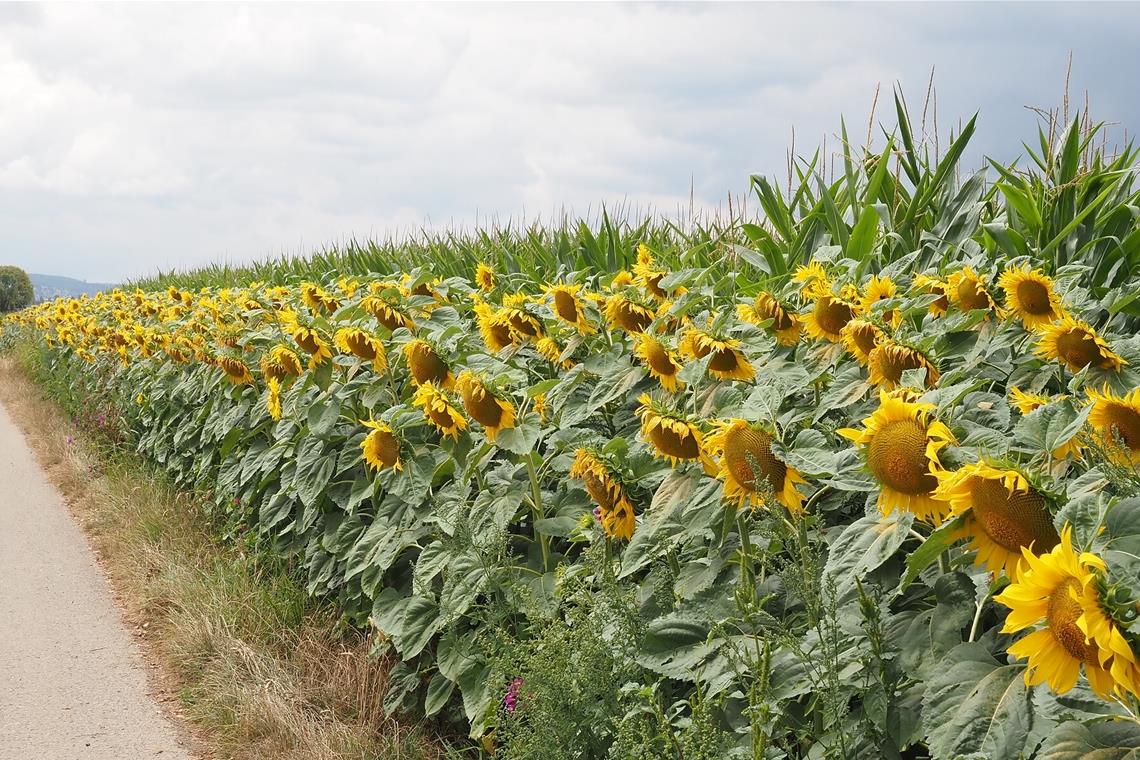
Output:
0 356 441 760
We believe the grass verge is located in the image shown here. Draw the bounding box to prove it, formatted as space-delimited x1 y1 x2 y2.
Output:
0 353 439 760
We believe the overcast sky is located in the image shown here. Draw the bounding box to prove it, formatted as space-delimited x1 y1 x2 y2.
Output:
1 2 1138 283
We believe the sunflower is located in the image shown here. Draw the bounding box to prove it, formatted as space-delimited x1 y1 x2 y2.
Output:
1087 386 1140 464
839 390 955 522
569 449 636 540
934 462 1060 579
841 318 886 365
279 310 333 369
633 333 685 393
361 294 416 333
609 270 634 289
867 340 940 390
737 293 801 346
792 260 831 300
999 265 1067 328
502 306 543 343
1036 316 1126 374
680 329 754 382
412 382 467 440
475 263 496 292
535 336 574 369
360 418 403 471
337 277 361 298
705 419 806 513
300 282 340 314
403 339 453 388
636 394 713 469
946 266 995 314
218 355 254 384
1009 388 1083 459
995 528 1140 699
266 377 283 420
473 300 515 353
632 249 683 301
261 344 305 381
803 294 857 343
858 275 900 325
455 371 517 441
334 327 388 371
605 294 655 333
545 283 595 334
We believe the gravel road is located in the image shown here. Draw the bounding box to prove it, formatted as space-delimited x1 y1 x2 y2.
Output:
0 401 193 759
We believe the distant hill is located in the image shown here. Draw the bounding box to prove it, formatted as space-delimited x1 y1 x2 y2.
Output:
30 273 117 302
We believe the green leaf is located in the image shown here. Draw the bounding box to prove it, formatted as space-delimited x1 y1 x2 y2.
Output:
307 397 342 437
900 517 963 591
424 671 456 718
847 204 880 262
1015 399 1090 456
1037 720 1140 759
823 510 914 597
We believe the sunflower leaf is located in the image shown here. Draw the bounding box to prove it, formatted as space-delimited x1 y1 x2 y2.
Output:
1036 720 1140 760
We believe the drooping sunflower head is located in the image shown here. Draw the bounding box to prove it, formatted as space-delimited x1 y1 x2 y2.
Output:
633 333 684 393
261 344 305 381
403 339 453 389
334 327 388 371
999 265 1067 329
609 270 634 289
839 390 956 523
266 377 283 420
632 250 683 301
412 382 467 440
737 292 801 346
1088 386 1140 464
475 263 496 293
867 340 940 390
636 394 711 469
544 283 595 334
604 294 655 334
473 300 515 353
455 371 517 441
680 329 754 382
995 527 1139 699
535 336 574 370
361 293 416 333
934 461 1060 579
337 277 361 298
705 419 806 513
218 355 254 385
569 448 636 540
300 282 340 314
1036 316 1126 374
858 275 899 324
502 305 543 343
792 260 832 300
803 294 857 343
279 309 333 368
947 266 995 314
360 418 403 471
841 318 886 365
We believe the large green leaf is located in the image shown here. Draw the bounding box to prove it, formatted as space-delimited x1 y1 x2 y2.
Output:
823 510 914 597
1037 720 1140 760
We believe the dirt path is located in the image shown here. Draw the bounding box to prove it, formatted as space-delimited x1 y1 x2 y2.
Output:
0 401 192 759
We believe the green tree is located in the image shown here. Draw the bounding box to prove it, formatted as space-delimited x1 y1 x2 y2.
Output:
0 265 35 312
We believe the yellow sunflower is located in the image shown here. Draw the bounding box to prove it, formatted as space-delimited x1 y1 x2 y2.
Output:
946 266 996 314
279 310 333 369
502 306 543 343
1087 386 1140 464
361 294 416 333
636 394 713 470
218 355 254 385
300 282 340 314
934 462 1060 579
803 294 858 343
360 418 402 471
996 527 1140 699
609 270 634 289
605 294 655 334
545 283 595 334
867 341 940 390
337 277 361 298
999 265 1067 329
632 333 685 393
841 318 886 365
569 448 636 540
334 327 388 371
473 300 515 353
736 293 801 346
680 329 754 382
261 344 304 382
455 371 517 441
1009 388 1083 459
792 260 832 300
705 419 807 513
632 248 684 301
839 390 956 522
412 382 467 440
535 336 574 370
1036 316 1126 374
858 275 900 325
403 339 453 389
475 263 496 292
266 377 283 420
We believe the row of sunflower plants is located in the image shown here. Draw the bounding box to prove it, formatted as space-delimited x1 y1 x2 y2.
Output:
2 123 1140 758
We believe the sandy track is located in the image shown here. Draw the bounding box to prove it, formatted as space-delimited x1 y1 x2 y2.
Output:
0 401 192 759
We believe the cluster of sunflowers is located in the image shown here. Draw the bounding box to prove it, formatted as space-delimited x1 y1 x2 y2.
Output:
5 240 1140 727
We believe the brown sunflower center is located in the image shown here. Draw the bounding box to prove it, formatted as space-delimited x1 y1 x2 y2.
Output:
507 310 541 338
968 478 1060 555
867 419 938 495
1016 279 1053 315
365 429 399 468
616 301 653 332
644 340 679 376
709 347 745 373
427 405 459 432
646 272 668 298
849 324 879 356
220 358 249 379
815 299 855 336
876 346 935 387
463 387 504 428
295 330 321 354
582 472 618 512
957 279 991 311
553 291 581 323
724 426 785 494
409 348 449 385
757 297 794 331
1047 577 1098 663
1105 405 1140 451
346 332 378 360
649 422 701 460
1055 329 1102 370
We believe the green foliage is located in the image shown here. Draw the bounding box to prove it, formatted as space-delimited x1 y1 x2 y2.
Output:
0 265 34 313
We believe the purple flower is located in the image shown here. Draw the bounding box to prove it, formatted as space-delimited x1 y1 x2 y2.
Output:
504 677 523 715
65 435 74 446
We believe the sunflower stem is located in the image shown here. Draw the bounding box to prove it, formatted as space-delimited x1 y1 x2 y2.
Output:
525 453 550 573
967 596 987 642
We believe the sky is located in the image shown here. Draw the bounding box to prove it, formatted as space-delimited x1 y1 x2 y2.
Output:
1 2 1138 284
